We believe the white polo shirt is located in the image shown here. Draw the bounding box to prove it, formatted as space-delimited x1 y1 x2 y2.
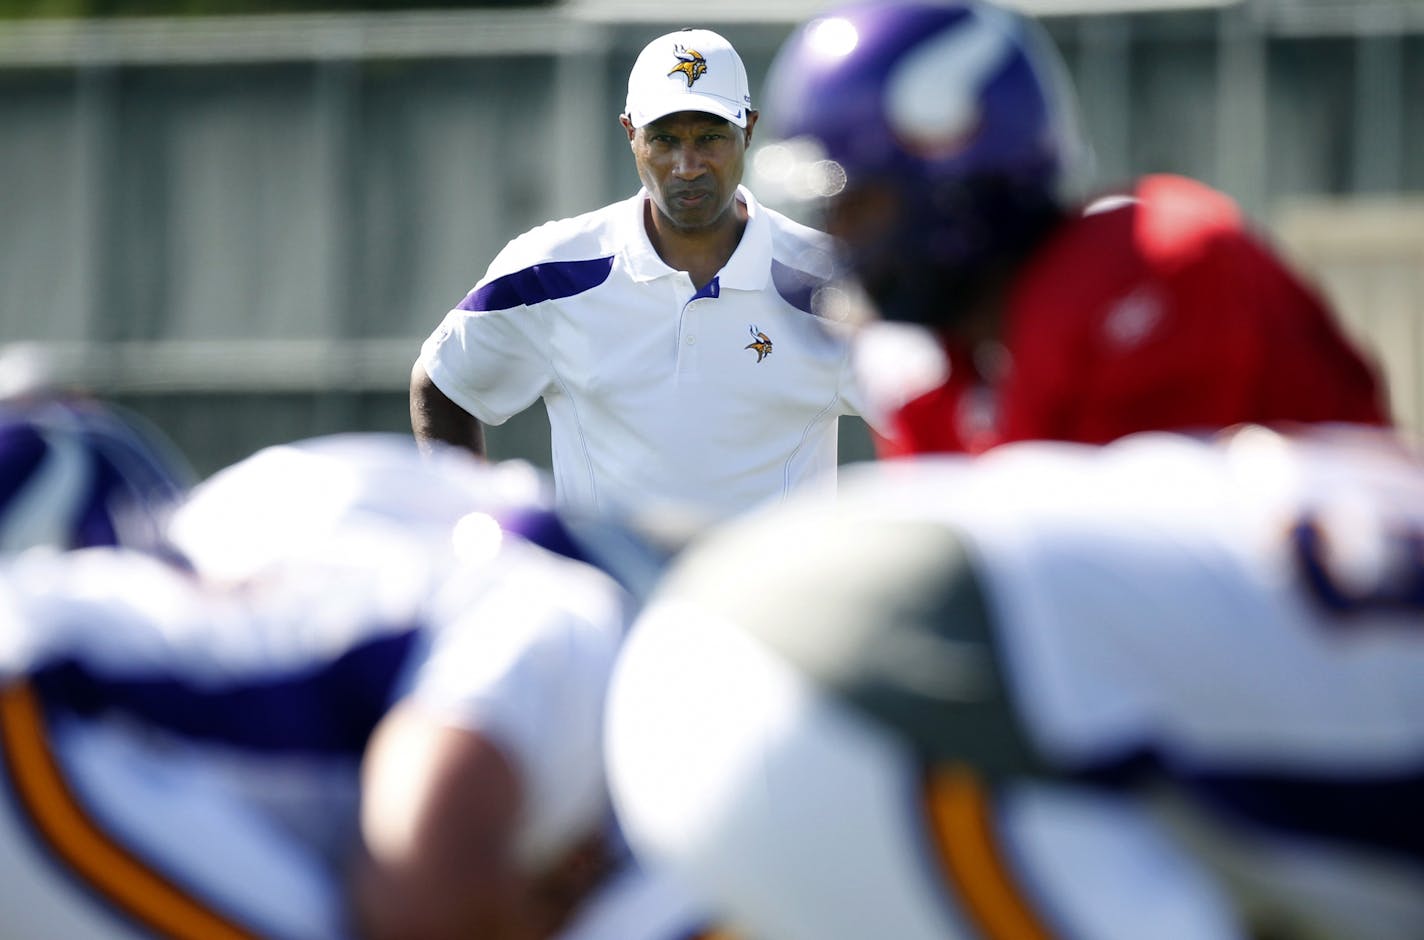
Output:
419 186 870 521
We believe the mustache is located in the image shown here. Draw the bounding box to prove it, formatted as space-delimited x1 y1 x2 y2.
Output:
667 184 715 199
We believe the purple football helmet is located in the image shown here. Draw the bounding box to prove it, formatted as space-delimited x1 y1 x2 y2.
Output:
0 399 193 552
761 0 1090 326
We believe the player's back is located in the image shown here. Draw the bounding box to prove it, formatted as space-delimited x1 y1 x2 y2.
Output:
839 428 1424 811
930 427 1424 937
998 175 1388 445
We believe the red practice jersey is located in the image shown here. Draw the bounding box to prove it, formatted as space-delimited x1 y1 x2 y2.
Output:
878 175 1390 456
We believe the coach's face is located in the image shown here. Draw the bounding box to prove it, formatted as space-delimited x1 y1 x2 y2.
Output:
622 109 758 235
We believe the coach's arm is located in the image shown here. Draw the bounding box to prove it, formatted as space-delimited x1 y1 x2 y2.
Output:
410 362 486 458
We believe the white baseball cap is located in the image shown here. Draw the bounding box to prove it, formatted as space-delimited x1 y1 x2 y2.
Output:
624 28 752 129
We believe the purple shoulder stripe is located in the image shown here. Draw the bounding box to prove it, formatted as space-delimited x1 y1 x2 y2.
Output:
32 629 421 756
459 256 616 312
771 259 829 316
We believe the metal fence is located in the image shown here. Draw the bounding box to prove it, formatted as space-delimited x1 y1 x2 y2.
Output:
1 0 1421 471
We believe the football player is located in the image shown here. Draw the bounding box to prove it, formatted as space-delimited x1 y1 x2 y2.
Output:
755 0 1387 454
0 434 704 940
608 425 1424 940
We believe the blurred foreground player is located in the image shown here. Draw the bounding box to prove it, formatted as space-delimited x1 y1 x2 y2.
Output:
0 434 702 940
608 426 1424 940
758 0 1387 454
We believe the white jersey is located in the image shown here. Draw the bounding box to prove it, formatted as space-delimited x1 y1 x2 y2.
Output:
0 439 703 940
607 426 1424 940
846 426 1424 777
419 186 870 521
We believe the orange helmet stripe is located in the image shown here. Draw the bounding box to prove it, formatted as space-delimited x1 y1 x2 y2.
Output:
0 683 264 940
922 765 1058 940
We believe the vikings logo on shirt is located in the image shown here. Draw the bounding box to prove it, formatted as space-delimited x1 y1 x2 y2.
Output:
745 326 773 363
669 46 709 87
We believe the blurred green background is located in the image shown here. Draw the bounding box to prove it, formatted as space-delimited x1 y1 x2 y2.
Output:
0 0 554 15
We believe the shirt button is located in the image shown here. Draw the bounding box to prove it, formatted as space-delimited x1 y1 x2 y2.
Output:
685 334 697 345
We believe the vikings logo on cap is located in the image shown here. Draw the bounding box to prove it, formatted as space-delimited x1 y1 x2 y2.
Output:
668 45 709 87
745 325 773 363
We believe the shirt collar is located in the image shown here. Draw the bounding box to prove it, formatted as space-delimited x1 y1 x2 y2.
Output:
619 190 669 283
719 186 772 291
619 185 772 291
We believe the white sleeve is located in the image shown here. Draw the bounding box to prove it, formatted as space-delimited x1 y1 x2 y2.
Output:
418 240 557 427
846 321 950 432
404 544 629 870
